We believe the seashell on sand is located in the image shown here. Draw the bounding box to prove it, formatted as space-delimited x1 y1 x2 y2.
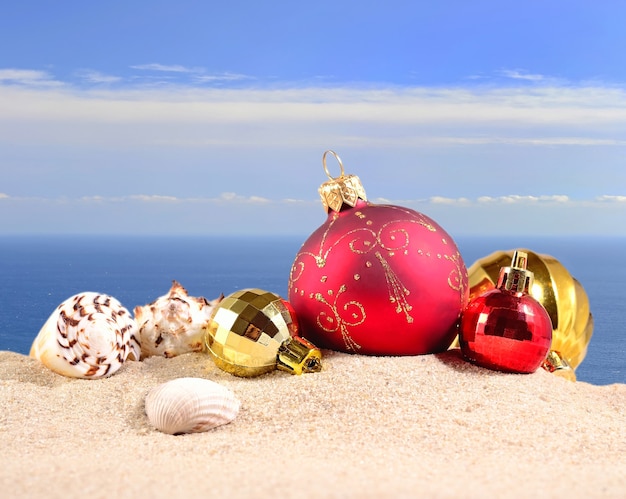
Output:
29 292 140 379
145 377 240 435
134 280 223 359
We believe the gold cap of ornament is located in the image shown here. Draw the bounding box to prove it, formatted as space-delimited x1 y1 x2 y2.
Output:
277 336 322 375
542 350 577 382
318 150 367 213
497 250 534 295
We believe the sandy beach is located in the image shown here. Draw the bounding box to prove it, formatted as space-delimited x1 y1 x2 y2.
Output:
1 348 624 498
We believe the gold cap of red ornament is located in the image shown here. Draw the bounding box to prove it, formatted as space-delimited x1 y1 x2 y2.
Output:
318 150 367 213
497 250 534 295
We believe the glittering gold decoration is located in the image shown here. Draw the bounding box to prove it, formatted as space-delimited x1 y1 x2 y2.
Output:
466 249 593 378
204 289 322 377
374 251 413 323
318 150 368 213
314 285 365 351
295 205 442 270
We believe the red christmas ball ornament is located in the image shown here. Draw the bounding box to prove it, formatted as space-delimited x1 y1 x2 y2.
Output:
459 251 553 373
288 151 469 356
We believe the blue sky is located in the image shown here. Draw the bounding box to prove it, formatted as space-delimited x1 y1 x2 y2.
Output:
1 1 625 236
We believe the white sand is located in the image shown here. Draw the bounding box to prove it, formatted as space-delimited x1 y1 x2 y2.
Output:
1 349 624 498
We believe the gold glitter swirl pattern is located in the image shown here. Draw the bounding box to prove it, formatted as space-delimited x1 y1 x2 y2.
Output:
375 251 414 323
314 285 365 351
445 251 468 300
294 205 440 271
289 259 305 285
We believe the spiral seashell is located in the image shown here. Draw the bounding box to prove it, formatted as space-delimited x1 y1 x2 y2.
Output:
145 377 240 435
134 280 223 359
29 292 140 379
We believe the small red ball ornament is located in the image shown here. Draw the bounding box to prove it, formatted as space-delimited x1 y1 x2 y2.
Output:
459 251 553 373
466 248 593 380
288 151 469 356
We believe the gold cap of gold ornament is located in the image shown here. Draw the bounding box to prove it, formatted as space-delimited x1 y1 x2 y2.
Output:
277 336 322 375
497 250 534 294
542 350 577 382
204 288 323 377
318 150 367 213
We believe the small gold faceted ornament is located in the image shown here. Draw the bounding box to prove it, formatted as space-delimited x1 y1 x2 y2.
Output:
466 249 593 380
204 288 323 377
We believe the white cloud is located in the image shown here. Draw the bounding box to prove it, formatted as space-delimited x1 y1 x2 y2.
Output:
128 194 179 202
0 68 62 87
283 198 312 204
543 195 570 203
0 81 625 163
429 196 471 204
248 196 271 204
75 70 123 84
130 63 203 73
434 137 626 147
193 72 254 83
476 195 570 204
70 193 276 204
218 192 238 201
2 82 626 132
502 137 626 146
3 193 625 236
3 193 617 207
596 195 626 202
371 197 393 204
126 65 255 87
498 69 546 82
78 193 272 204
214 193 271 204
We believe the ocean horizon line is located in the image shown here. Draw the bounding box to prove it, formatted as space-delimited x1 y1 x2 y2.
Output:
2 232 626 239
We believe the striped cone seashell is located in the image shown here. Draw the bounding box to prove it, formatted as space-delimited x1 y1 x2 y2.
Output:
134 280 223 359
145 377 240 435
30 292 140 379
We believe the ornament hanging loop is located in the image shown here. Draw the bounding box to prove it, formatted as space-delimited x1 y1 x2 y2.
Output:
318 150 367 212
322 150 345 180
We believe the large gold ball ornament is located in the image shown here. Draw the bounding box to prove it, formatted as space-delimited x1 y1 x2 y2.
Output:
466 249 593 380
204 288 322 377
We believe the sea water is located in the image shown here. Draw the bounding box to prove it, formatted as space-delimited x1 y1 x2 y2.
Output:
1 234 624 385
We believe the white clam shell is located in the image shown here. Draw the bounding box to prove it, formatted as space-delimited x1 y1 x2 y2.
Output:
134 280 223 359
29 292 140 379
145 377 240 435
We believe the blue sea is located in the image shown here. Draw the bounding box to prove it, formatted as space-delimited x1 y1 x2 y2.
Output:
1 234 624 385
